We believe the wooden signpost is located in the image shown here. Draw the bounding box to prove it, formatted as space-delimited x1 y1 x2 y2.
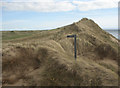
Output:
67 34 77 60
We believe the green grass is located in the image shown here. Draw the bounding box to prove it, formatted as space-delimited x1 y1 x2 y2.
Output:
2 31 39 41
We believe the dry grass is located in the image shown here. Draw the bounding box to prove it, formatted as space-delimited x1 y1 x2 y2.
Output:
2 18 119 86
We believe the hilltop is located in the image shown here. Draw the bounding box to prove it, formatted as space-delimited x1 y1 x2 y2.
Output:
2 18 120 86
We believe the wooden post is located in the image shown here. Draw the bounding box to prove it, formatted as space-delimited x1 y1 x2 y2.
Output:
67 34 77 60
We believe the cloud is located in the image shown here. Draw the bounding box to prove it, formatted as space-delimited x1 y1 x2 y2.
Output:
73 0 119 11
2 0 76 12
2 0 119 12
2 0 54 2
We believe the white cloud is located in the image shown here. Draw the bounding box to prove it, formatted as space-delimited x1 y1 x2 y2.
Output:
73 0 119 11
1 0 119 12
2 0 76 12
2 0 54 2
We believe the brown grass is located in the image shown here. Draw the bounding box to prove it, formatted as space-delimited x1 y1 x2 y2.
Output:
2 18 119 86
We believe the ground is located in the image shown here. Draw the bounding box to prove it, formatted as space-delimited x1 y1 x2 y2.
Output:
2 18 120 86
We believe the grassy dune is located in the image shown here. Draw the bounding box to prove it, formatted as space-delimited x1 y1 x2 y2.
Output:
2 18 120 86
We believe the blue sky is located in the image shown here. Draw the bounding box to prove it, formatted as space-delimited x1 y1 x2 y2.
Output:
0 0 119 30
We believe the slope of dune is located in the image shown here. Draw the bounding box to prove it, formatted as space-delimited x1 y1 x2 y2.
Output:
2 18 120 86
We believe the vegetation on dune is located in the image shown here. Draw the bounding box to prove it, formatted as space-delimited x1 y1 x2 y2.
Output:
2 18 120 86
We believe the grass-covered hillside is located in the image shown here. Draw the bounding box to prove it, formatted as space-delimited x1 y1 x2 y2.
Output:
2 18 120 86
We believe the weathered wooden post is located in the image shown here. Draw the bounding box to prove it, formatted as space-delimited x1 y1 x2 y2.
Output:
67 34 77 60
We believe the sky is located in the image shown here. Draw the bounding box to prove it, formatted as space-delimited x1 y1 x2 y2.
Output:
0 0 119 31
